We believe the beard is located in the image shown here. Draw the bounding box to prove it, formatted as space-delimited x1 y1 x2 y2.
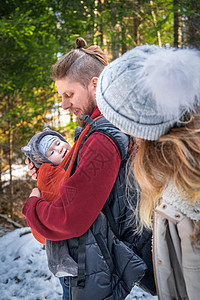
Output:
76 93 96 127
76 117 85 128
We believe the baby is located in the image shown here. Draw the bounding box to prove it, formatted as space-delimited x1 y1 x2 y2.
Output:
22 127 71 168
22 128 78 279
22 127 71 243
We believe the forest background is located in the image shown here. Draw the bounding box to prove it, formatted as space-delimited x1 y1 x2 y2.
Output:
0 0 200 226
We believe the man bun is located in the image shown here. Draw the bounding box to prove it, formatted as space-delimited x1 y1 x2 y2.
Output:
75 37 108 66
76 37 87 49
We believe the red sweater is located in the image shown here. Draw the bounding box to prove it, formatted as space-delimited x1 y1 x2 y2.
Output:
22 107 121 241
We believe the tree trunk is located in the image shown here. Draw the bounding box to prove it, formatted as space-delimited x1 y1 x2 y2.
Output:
8 121 14 217
55 94 61 128
0 214 23 228
150 0 162 47
0 144 3 192
97 0 104 47
110 2 120 60
188 0 200 49
120 1 128 54
121 26 128 54
173 0 179 47
133 9 141 46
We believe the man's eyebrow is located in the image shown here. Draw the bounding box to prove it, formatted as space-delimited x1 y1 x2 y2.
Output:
57 90 66 96
61 89 74 96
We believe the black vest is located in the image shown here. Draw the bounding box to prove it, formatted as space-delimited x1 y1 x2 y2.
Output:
47 116 156 300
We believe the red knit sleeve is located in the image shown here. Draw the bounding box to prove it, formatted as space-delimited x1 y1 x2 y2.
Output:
22 132 121 240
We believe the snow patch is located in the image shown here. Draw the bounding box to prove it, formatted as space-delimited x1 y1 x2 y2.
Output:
0 228 157 299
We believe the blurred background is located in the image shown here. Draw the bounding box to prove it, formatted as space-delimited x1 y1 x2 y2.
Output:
0 0 200 225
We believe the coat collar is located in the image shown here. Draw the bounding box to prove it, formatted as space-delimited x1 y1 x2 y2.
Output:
161 183 200 221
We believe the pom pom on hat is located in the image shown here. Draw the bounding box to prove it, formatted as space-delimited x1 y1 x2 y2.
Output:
96 44 200 140
137 47 200 118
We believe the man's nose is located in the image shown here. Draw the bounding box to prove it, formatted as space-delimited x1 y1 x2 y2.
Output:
62 97 71 110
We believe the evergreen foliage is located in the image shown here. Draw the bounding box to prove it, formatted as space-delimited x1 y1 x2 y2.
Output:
0 0 200 218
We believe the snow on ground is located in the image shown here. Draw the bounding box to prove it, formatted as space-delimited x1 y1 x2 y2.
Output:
0 228 62 300
0 228 157 300
1 162 28 186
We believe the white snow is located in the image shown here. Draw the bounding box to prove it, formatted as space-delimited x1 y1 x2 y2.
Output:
1 162 157 300
0 228 157 299
1 163 28 185
0 227 62 299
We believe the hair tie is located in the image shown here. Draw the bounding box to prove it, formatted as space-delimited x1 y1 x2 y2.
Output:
77 46 83 49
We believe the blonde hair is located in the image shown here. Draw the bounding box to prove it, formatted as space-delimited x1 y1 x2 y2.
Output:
129 113 200 243
52 37 108 87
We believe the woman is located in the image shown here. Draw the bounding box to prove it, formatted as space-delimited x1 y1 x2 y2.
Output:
96 44 200 299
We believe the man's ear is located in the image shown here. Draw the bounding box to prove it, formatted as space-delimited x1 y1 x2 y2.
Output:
90 77 98 89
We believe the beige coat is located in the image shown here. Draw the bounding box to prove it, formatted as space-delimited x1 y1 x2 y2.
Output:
153 184 200 300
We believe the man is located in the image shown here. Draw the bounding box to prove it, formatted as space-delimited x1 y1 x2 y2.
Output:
23 37 155 299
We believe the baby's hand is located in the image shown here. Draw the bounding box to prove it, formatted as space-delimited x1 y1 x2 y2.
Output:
29 188 41 198
25 157 38 180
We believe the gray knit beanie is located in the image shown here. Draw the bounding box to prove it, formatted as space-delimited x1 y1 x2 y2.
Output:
21 128 69 169
96 44 200 140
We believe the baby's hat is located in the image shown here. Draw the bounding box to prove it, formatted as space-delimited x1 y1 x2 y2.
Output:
21 128 68 169
97 44 200 140
38 135 57 156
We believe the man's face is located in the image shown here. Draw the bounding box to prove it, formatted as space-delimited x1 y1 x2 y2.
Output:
55 77 97 126
45 139 71 165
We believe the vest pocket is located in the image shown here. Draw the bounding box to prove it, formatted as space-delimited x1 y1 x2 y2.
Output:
112 238 147 291
94 233 147 298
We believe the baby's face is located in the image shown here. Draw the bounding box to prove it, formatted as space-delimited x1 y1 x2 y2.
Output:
45 139 71 165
